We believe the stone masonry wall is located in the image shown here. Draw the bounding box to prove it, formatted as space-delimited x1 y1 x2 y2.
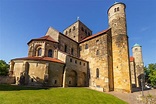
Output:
80 33 110 91
0 76 15 84
59 34 78 57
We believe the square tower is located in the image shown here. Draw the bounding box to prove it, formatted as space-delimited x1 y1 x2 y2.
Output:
63 20 92 42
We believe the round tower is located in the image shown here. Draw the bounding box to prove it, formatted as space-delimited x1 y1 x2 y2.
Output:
132 43 144 87
108 2 127 36
107 2 131 93
132 43 143 64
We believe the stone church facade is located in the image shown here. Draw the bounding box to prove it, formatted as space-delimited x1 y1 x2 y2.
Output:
9 2 144 93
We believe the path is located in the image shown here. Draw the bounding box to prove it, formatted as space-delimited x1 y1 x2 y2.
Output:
106 89 156 104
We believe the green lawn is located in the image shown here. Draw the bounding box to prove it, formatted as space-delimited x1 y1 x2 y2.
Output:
0 84 127 104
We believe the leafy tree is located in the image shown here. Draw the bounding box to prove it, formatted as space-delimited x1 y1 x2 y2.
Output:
144 66 150 83
144 63 156 87
0 60 9 76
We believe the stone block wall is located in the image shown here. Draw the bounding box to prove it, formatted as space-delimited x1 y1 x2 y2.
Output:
59 34 79 57
48 62 64 87
0 76 15 84
80 33 111 91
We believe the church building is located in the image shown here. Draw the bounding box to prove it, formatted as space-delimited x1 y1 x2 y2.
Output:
9 2 144 93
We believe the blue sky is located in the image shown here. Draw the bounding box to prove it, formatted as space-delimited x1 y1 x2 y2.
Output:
0 0 156 66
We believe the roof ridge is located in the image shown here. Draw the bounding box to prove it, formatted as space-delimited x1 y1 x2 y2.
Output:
12 56 64 64
79 28 110 43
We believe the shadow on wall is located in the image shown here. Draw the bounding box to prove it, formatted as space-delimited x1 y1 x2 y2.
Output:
16 73 48 87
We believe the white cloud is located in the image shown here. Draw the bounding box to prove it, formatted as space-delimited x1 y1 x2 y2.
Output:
140 26 150 32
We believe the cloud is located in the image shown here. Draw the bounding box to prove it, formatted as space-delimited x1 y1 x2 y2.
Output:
140 26 150 32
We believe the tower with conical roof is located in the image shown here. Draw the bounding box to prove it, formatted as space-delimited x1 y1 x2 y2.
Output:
108 2 131 92
132 43 144 87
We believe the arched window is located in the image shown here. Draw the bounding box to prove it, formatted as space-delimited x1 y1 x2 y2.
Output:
114 8 117 12
71 48 74 55
69 29 71 33
96 68 99 78
96 50 99 55
135 48 138 51
85 44 88 49
88 32 91 36
48 49 53 57
75 60 77 64
73 26 75 31
81 27 84 31
70 58 72 62
38 48 42 56
117 7 119 11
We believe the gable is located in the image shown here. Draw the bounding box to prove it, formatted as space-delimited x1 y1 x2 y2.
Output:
45 27 59 42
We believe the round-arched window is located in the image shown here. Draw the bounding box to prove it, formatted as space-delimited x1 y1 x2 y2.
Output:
38 48 42 56
48 49 53 57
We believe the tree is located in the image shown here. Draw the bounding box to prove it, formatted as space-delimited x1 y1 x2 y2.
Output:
0 60 9 76
144 63 156 87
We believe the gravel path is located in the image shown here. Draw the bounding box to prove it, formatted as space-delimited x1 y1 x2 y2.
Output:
106 89 156 104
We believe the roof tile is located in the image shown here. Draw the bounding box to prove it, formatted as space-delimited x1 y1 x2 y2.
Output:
130 56 135 62
80 28 110 43
27 36 57 44
12 57 64 64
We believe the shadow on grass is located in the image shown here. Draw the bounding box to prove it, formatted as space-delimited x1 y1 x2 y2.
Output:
0 84 49 91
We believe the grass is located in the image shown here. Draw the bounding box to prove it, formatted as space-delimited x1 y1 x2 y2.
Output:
0 84 127 104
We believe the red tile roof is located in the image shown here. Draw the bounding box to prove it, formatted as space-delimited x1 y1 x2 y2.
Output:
80 28 110 43
12 57 64 64
27 36 57 44
130 56 135 62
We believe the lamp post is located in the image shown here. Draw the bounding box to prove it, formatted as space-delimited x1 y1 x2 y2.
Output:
140 78 144 96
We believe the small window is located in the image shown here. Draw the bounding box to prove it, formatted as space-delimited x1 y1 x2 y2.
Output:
81 27 84 31
73 26 75 31
80 62 81 65
38 48 42 56
69 81 71 84
54 80 57 84
85 29 87 34
135 48 138 51
69 29 71 33
75 60 77 64
96 50 99 55
83 63 85 66
114 8 117 12
70 58 72 62
71 48 74 55
96 68 99 78
73 36 75 38
88 32 91 36
31 78 34 82
48 49 53 57
64 45 67 52
85 44 88 49
96 40 99 43
117 7 119 11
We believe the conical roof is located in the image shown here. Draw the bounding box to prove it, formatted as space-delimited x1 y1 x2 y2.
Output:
133 43 141 47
